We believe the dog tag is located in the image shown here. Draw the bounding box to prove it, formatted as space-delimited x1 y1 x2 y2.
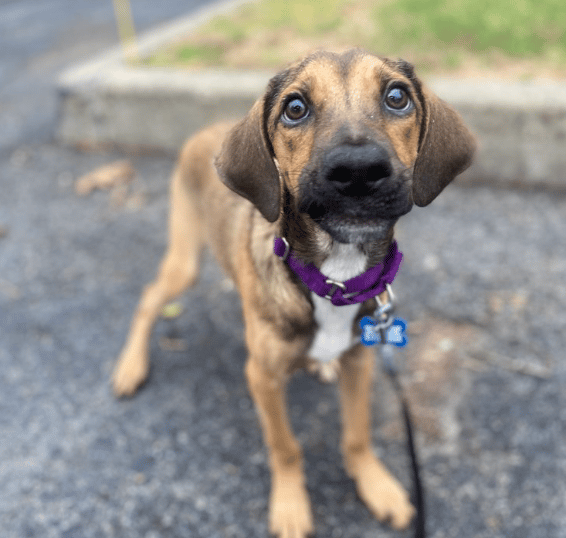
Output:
360 316 408 347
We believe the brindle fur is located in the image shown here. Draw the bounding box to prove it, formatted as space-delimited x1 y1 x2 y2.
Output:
112 50 476 537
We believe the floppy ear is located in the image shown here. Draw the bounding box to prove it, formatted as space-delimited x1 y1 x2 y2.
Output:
412 86 477 206
215 97 281 222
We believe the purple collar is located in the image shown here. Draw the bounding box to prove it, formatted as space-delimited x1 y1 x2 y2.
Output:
274 237 403 306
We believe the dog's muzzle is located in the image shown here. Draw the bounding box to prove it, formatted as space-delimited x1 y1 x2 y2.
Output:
299 143 413 243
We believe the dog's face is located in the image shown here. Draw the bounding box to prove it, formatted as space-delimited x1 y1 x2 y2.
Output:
266 51 423 243
217 50 476 244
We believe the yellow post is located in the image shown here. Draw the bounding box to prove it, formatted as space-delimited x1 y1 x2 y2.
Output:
112 0 139 61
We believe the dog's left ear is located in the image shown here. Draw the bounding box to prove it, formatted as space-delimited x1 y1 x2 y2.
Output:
412 87 477 206
215 97 280 223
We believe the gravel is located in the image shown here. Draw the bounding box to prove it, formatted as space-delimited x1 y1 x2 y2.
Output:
2 141 565 537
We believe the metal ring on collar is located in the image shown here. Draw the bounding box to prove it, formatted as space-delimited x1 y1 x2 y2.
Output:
324 278 346 300
280 237 291 261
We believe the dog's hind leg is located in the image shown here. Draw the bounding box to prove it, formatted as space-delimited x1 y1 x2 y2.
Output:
112 168 203 397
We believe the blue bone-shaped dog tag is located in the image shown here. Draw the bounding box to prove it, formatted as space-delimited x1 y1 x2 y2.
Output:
360 316 408 347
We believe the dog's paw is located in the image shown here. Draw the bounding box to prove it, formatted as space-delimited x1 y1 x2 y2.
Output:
347 451 415 530
111 351 148 398
269 473 314 538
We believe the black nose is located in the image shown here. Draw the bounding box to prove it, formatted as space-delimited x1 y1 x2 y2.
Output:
323 144 393 195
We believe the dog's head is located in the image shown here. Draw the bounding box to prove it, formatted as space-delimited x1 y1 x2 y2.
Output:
216 49 476 244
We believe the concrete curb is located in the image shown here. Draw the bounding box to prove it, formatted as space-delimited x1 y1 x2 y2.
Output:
57 0 566 189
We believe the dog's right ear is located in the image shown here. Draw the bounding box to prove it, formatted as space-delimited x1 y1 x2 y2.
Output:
215 97 281 223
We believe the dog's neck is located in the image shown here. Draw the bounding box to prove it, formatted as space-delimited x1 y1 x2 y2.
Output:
279 206 394 271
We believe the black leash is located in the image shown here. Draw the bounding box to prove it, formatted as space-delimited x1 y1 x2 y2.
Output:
368 286 425 538
380 343 426 538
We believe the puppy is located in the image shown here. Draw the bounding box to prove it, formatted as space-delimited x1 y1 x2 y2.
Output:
112 49 476 536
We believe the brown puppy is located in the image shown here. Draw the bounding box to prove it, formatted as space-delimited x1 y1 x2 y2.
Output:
112 50 475 537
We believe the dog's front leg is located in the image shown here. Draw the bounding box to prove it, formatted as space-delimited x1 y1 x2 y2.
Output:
112 169 203 397
245 357 314 538
339 345 415 530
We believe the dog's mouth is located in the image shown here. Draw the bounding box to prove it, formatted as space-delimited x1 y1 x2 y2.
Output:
304 204 400 243
313 213 398 244
299 184 413 244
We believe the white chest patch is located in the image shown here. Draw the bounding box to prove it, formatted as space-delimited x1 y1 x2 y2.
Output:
308 244 367 363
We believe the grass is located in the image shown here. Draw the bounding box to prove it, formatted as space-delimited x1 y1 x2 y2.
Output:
144 0 566 78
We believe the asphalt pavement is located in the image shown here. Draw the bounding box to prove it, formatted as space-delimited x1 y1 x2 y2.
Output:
1 2 565 538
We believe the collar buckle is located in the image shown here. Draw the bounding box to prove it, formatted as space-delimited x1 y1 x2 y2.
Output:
324 278 347 301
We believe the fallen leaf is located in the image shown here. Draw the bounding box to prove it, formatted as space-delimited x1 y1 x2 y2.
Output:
161 302 184 319
75 159 136 196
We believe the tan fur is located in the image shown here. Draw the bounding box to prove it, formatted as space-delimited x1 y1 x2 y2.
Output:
112 50 475 536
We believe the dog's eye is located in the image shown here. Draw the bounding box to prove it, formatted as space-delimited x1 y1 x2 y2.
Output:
283 97 309 123
384 87 412 112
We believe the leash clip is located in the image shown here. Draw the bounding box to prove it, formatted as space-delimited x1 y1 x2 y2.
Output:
376 283 396 314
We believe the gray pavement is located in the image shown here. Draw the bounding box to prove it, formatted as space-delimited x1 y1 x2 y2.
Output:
0 0 213 154
1 2 566 538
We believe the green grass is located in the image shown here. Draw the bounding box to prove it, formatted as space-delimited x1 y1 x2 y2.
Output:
204 0 347 38
144 0 566 77
377 0 564 56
